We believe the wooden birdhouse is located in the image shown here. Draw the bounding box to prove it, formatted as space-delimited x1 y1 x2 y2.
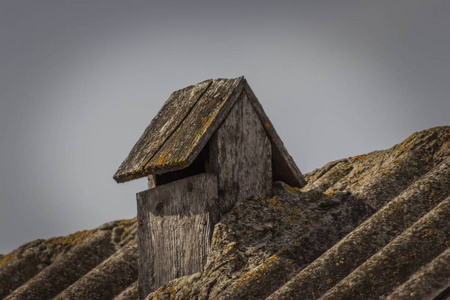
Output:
113 77 306 298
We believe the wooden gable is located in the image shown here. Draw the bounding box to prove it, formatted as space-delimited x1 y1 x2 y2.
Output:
114 77 306 187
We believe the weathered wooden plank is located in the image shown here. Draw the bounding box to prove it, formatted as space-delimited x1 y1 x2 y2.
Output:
147 175 156 189
243 81 307 187
114 80 212 183
144 77 244 174
136 174 219 299
210 93 272 214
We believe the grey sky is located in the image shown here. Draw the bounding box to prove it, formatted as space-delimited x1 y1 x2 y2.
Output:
1 0 449 254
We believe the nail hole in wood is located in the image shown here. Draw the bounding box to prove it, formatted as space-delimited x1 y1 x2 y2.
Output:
155 202 163 212
187 182 193 192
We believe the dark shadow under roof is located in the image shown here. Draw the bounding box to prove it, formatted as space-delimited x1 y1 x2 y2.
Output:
113 77 306 187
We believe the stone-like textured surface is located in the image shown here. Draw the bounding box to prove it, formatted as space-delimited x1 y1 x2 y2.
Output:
386 246 450 300
114 281 139 300
1 126 449 299
321 196 450 299
267 156 450 300
54 240 138 299
147 126 450 300
0 219 137 300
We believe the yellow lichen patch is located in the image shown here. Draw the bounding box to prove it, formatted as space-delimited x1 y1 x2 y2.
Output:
335 259 344 266
211 228 222 245
0 251 17 267
277 247 287 255
325 190 337 196
169 285 176 300
260 263 267 272
156 152 170 166
326 278 334 284
199 110 219 132
118 217 137 236
393 158 403 165
284 185 299 194
442 136 450 147
286 216 296 225
266 198 285 212
233 266 264 287
265 255 279 264
227 241 237 248
351 155 364 162
265 122 271 130
59 230 91 247
429 192 436 201
292 208 300 214
396 138 414 154
421 228 434 239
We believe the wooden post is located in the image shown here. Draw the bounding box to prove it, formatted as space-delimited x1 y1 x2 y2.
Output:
136 174 219 298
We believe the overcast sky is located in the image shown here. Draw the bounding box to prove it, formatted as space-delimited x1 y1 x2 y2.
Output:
1 0 449 254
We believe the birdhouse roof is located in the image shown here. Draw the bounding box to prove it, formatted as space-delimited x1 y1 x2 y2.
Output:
113 77 306 187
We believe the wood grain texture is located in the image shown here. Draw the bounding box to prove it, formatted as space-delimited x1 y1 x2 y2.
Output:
136 174 219 299
114 76 306 188
114 80 212 183
147 175 156 189
243 81 307 187
144 77 244 174
210 93 272 214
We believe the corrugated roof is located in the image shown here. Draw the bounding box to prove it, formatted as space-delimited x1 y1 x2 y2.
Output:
147 126 450 300
1 126 449 299
113 77 306 187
